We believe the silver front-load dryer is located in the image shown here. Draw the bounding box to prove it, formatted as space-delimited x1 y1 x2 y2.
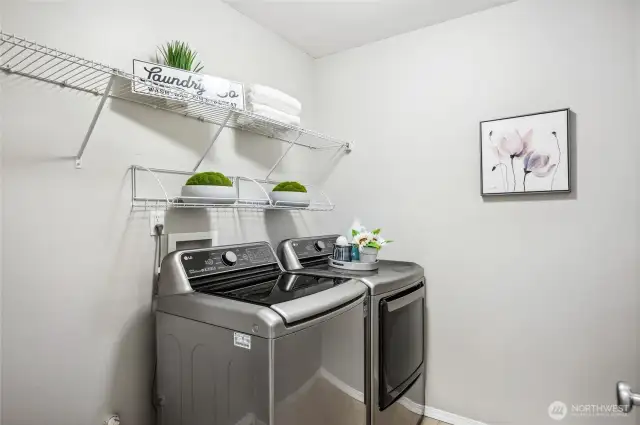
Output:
155 241 368 425
278 236 427 425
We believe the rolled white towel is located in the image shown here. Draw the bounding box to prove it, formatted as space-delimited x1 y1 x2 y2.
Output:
247 84 302 117
250 103 301 126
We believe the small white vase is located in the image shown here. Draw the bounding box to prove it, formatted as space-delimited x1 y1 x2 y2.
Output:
360 246 378 263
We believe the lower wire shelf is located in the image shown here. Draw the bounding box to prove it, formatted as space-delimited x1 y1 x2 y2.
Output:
131 165 335 212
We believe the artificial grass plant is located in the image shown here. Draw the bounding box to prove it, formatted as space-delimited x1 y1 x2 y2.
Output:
157 41 204 73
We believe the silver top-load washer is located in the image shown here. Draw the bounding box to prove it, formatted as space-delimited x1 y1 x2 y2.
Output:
155 241 369 425
278 235 427 425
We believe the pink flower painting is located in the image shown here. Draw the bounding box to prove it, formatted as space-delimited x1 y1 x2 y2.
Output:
481 109 570 195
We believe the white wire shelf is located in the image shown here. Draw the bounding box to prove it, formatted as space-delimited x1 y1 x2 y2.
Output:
131 166 335 212
0 32 352 167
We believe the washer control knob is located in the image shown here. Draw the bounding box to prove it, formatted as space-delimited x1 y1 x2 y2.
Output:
222 251 237 266
314 240 326 252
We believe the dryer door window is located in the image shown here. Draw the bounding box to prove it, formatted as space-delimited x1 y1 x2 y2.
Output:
378 283 424 410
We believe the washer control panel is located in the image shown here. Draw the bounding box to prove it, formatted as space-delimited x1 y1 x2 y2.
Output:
180 243 276 279
291 235 338 259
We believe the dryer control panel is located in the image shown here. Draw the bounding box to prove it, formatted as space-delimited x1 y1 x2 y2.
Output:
180 243 277 279
290 235 338 259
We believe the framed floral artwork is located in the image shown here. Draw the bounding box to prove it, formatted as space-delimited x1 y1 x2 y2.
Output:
480 108 571 196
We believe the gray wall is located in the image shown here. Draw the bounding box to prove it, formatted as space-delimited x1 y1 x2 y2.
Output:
0 1 332 424
2 1 639 425
314 0 639 424
634 13 639 406
0 11 3 423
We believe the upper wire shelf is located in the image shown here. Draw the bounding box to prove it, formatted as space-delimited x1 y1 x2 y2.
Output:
0 32 352 160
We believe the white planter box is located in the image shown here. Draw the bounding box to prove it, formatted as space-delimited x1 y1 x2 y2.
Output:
181 185 237 204
269 191 310 207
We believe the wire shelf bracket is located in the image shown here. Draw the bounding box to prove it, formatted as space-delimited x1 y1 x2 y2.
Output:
266 134 300 180
193 109 234 172
75 75 116 168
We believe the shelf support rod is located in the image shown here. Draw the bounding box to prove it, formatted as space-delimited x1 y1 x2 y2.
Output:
131 165 137 202
193 109 235 172
265 133 302 180
75 74 116 168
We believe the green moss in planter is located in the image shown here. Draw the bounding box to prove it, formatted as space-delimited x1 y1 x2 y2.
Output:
272 181 307 192
186 172 233 186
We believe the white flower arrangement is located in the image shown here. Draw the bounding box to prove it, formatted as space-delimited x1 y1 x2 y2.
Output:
351 227 392 251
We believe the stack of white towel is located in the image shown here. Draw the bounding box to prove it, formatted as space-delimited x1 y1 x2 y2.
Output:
246 84 302 127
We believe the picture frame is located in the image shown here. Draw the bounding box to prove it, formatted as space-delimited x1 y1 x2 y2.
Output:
480 108 571 196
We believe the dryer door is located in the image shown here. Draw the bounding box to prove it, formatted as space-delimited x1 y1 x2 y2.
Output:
378 282 425 410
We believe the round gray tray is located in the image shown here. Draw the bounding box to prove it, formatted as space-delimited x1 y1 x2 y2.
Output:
328 256 379 271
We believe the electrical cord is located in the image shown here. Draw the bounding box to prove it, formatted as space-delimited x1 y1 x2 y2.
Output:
154 223 164 295
151 223 164 420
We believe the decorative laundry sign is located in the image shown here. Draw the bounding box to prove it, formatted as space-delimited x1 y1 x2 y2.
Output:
132 59 245 110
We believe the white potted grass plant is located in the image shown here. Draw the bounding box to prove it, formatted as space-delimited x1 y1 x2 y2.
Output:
269 181 310 207
181 171 237 204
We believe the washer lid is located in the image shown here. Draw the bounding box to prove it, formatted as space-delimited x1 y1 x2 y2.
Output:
270 279 366 324
200 273 352 307
291 260 424 295
198 273 367 325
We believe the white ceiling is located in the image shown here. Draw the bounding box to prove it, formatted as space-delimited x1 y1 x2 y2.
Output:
225 0 518 58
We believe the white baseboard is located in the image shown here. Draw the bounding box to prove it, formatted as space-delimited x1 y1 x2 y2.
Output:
318 367 365 402
424 406 489 425
320 368 487 425
397 395 426 415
